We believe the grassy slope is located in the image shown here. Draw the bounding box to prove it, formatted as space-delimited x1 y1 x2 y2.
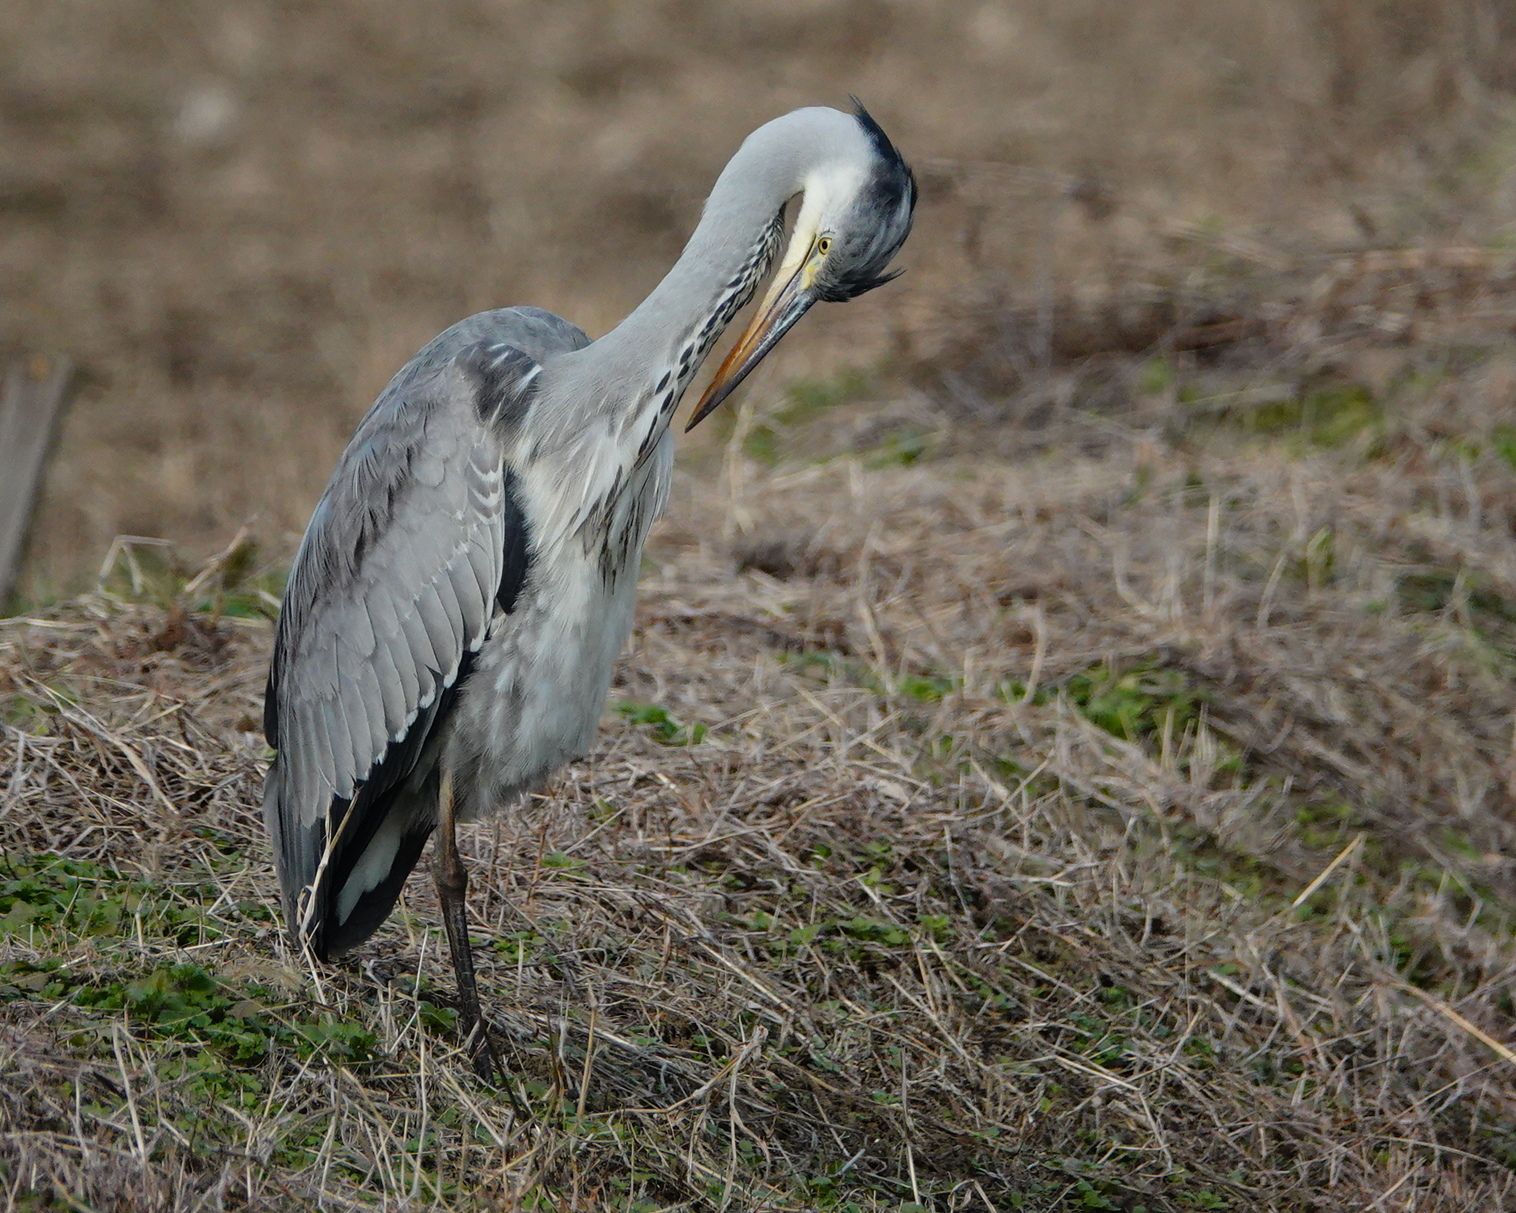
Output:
4 274 1516 1209
6 3 1516 1208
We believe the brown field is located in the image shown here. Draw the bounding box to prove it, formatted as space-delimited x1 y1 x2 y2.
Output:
3 2 1516 1210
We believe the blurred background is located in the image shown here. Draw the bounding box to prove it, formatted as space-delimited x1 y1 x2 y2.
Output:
4 0 1516 593
7 7 1516 1204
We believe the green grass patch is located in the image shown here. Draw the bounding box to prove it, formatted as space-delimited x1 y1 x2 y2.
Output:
1245 385 1380 447
1293 798 1362 851
93 535 284 619
741 422 782 465
1137 354 1177 396
1290 526 1335 588
1194 382 1383 452
1051 660 1207 747
614 700 707 745
0 856 397 1069
0 855 227 945
785 367 873 417
740 367 874 464
862 427 934 468
1396 566 1516 628
781 649 958 704
1492 424 1516 471
1393 564 1516 673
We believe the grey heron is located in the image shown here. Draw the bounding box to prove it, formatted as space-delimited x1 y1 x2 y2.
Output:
261 103 916 1075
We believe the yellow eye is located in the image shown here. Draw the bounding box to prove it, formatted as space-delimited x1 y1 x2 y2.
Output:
817 236 832 255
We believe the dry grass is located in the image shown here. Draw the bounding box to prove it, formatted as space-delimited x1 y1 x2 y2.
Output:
5 3 1516 1209
4 252 1516 1208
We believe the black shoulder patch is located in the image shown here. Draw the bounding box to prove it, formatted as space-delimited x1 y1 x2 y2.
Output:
456 342 543 430
263 663 280 746
264 612 291 746
498 468 530 616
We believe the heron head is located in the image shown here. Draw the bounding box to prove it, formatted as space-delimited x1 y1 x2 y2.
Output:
686 102 917 430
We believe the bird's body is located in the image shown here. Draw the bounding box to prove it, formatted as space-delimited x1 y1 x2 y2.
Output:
264 304 677 954
262 104 915 1070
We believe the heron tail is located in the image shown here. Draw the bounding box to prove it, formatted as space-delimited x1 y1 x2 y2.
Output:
262 760 437 960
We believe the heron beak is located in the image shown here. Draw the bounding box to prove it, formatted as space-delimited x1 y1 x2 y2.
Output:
685 265 816 431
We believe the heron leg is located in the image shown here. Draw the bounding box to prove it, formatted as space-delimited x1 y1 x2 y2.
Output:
434 765 497 1081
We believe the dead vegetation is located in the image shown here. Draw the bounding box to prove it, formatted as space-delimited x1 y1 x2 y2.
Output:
4 253 1516 1205
5 2 1516 1209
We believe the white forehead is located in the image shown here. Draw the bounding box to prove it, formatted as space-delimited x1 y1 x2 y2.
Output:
798 158 870 228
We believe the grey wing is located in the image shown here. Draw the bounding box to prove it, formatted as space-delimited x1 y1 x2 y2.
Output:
261 308 589 957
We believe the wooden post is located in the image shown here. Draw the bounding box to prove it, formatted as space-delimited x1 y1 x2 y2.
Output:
0 356 74 603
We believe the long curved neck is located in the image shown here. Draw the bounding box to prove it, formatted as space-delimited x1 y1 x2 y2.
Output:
554 108 863 412
597 136 802 368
